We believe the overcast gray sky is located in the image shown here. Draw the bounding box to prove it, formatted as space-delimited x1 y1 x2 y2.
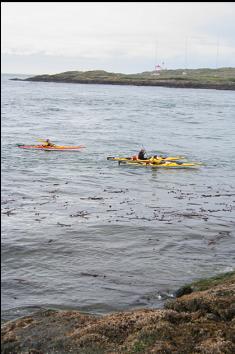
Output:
2 2 235 74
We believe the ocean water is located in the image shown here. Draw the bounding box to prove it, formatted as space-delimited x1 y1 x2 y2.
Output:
1 73 235 322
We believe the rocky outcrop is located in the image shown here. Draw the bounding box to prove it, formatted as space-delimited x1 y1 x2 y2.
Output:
1 271 235 353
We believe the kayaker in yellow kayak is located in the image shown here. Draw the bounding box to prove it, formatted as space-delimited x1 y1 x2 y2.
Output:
149 155 164 164
43 139 55 147
138 148 148 160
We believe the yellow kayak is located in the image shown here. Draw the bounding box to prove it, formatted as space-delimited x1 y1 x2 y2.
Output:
107 155 185 163
119 160 201 168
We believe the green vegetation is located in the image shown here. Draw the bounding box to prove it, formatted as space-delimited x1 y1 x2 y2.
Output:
175 271 235 297
189 270 235 292
19 67 235 90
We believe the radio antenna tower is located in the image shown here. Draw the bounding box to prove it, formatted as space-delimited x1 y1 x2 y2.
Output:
216 38 220 69
184 37 188 69
154 40 159 70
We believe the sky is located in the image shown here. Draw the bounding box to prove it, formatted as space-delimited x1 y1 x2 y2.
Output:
2 2 235 74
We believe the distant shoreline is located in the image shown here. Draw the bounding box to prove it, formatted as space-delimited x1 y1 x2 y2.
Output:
11 67 235 91
10 78 235 90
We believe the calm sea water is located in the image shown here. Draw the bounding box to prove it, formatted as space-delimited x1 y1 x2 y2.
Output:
1 73 235 322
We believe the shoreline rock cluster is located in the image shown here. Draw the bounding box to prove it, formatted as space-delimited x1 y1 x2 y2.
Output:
2 271 234 353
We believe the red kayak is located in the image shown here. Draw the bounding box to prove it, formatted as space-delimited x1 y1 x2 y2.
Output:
17 144 85 151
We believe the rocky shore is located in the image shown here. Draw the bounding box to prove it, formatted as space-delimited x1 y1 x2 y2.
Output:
11 68 235 90
1 271 234 354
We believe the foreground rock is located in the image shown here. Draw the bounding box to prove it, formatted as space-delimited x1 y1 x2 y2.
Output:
11 68 235 90
1 271 235 354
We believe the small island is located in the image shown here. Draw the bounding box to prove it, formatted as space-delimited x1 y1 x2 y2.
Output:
12 67 235 90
